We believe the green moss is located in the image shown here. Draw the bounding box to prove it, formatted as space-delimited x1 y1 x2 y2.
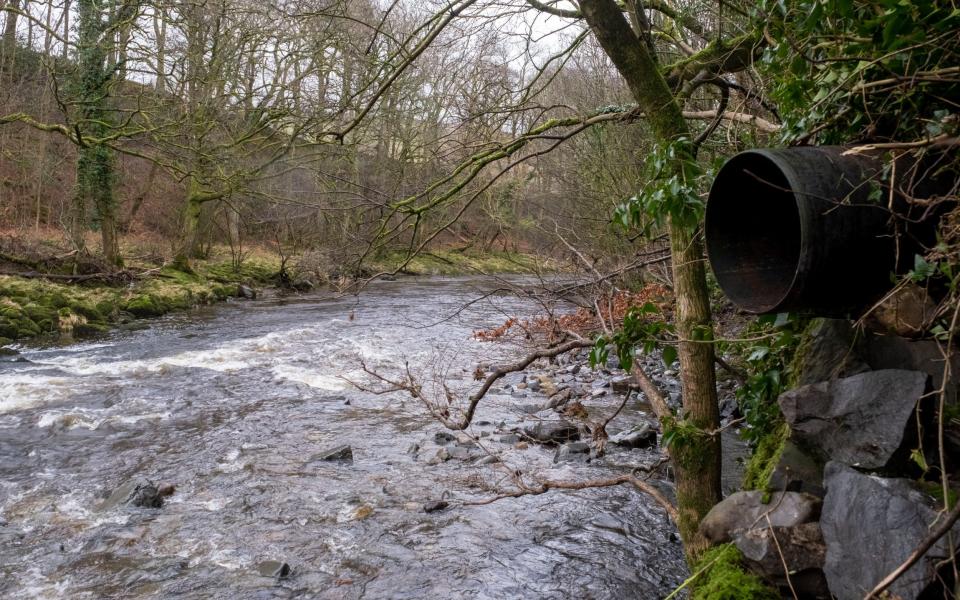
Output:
0 318 20 339
690 544 778 600
742 422 789 491
73 322 109 336
124 294 166 318
22 303 57 324
0 336 11 347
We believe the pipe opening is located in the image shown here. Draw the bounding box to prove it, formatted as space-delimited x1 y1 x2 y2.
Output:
706 153 802 313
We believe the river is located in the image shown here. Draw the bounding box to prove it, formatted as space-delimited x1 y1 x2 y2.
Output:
0 276 687 599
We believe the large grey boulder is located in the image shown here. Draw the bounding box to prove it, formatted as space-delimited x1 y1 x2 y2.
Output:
735 522 829 599
778 369 928 469
791 318 870 387
821 462 960 600
699 490 821 544
866 335 960 406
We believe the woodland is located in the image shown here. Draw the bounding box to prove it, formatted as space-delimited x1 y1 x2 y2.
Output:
0 0 959 598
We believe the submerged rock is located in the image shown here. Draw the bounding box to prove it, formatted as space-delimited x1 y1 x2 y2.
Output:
98 478 174 510
609 424 657 450
699 491 821 544
778 369 928 469
521 420 579 445
237 285 257 300
257 560 292 579
553 441 591 463
423 500 449 513
821 462 960 600
315 445 353 462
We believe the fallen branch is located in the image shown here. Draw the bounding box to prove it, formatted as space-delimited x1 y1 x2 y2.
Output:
463 473 678 522
355 337 595 430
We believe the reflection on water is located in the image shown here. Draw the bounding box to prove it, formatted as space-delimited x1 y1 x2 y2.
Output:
0 277 686 598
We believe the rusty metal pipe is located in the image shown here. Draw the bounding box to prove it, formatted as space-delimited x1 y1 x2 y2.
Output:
705 147 904 314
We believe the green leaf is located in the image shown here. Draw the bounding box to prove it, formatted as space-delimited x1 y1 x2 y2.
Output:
662 345 678 368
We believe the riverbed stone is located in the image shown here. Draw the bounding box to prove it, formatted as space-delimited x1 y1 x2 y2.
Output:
541 387 572 410
778 369 929 469
735 522 829 598
609 424 657 450
237 285 257 300
699 491 821 544
315 445 353 462
521 420 579 445
553 441 591 463
423 500 449 513
821 462 960 600
257 560 291 579
98 478 170 510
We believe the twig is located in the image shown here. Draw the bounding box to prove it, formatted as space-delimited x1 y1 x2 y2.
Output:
863 500 960 599
463 473 678 522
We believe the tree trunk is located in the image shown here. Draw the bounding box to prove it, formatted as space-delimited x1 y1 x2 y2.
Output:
173 188 202 272
579 0 721 562
1 0 22 72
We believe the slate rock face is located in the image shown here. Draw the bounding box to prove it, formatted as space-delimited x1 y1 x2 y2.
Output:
699 491 822 544
735 522 829 599
768 440 826 498
791 318 870 387
866 335 960 406
778 369 928 469
821 462 960 600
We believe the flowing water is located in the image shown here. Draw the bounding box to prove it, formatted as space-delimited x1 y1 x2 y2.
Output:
0 277 687 599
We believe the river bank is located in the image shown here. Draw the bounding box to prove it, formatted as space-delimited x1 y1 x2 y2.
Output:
0 247 546 348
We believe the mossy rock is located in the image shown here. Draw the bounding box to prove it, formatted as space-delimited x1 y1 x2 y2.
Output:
742 422 789 491
95 299 118 319
124 295 166 318
0 318 20 339
212 284 238 300
67 301 103 321
47 292 71 309
16 317 41 337
22 302 57 324
0 336 11 347
690 544 778 600
74 322 109 336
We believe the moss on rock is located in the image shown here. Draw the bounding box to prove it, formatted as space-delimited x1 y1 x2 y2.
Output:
690 544 778 600
741 421 789 491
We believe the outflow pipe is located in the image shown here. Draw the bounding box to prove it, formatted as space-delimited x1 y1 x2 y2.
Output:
705 146 926 314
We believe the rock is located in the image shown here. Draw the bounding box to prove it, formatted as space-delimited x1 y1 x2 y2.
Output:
590 388 606 398
473 455 499 465
699 491 822 544
433 431 456 445
521 420 580 445
237 285 257 300
866 335 960 406
571 364 582 375
791 318 871 387
541 388 572 410
498 433 521 444
609 424 657 449
610 376 633 394
553 441 591 463
257 560 292 579
867 283 938 337
423 500 449 513
527 379 541 393
821 462 960 600
99 478 169 510
454 432 473 446
768 440 825 498
315 445 353 462
291 279 314 292
426 448 451 465
735 522 829 598
778 369 929 469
